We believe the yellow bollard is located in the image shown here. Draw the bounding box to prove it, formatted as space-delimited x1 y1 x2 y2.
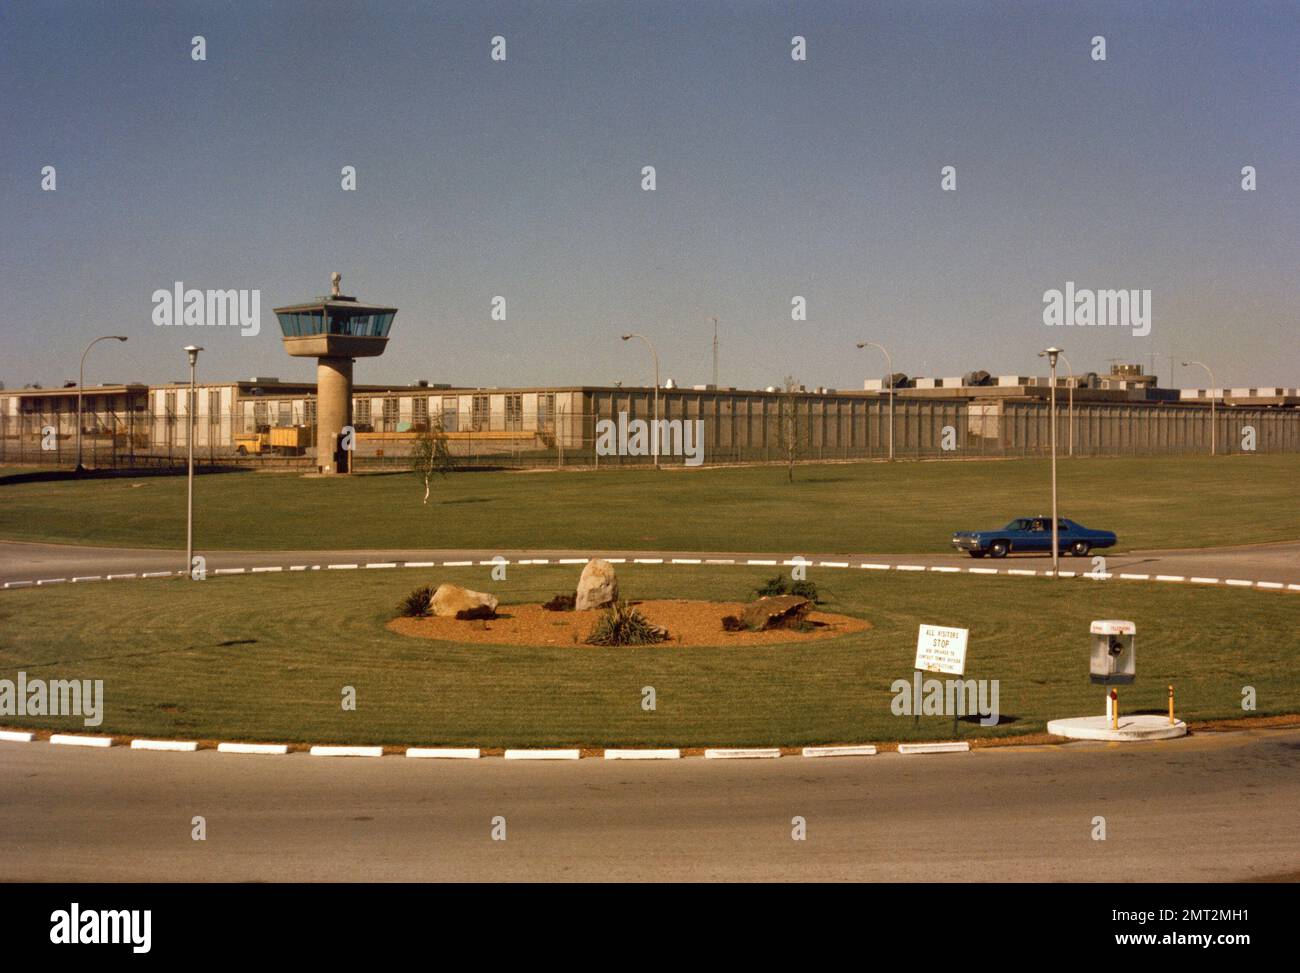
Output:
1169 684 1175 725
1111 688 1118 730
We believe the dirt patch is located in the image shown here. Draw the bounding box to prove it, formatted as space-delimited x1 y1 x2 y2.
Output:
387 599 870 647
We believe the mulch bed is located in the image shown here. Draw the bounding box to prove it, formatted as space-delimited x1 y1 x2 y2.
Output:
387 599 870 647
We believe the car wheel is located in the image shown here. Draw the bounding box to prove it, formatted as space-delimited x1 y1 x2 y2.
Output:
988 541 1009 559
1070 541 1090 557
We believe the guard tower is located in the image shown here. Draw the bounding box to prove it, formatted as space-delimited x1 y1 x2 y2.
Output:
274 273 397 474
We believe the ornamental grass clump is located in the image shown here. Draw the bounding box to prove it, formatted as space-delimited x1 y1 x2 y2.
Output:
585 601 668 646
398 584 436 618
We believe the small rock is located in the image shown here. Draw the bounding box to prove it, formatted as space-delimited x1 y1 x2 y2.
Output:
575 559 619 611
739 595 812 631
543 593 576 612
430 583 499 620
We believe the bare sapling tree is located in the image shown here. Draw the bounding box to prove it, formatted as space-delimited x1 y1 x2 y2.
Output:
412 417 455 504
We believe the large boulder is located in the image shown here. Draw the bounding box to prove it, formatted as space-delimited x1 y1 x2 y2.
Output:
575 558 619 611
740 595 812 631
430 583 499 620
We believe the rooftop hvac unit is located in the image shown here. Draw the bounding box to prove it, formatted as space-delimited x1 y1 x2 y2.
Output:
961 370 992 387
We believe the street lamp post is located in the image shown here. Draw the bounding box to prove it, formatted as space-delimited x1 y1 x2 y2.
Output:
856 341 894 461
1040 347 1062 575
76 335 129 471
1182 361 1216 456
184 345 203 578
1057 351 1076 458
621 333 660 467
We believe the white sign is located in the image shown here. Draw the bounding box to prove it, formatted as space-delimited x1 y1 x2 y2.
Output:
914 624 969 676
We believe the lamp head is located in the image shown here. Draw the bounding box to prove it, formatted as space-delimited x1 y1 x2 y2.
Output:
1041 346 1062 366
621 334 632 341
856 342 867 349
113 336 128 342
184 345 203 366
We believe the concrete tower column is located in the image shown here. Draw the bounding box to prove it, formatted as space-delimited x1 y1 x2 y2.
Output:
316 356 354 474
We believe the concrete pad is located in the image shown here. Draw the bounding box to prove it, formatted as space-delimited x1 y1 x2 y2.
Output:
0 730 34 743
1046 714 1188 742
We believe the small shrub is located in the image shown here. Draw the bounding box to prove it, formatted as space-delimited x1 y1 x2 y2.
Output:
721 615 748 632
753 576 819 603
790 579 820 603
398 584 435 618
585 601 669 646
543 593 576 612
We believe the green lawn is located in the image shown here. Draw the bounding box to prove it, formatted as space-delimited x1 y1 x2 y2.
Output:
1 565 1295 747
0 454 1297 553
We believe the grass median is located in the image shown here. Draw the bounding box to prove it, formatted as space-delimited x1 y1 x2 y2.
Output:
2 453 1299 553
1 565 1295 747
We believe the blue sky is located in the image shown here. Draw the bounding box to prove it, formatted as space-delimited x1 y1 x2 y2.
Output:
2 0 1297 391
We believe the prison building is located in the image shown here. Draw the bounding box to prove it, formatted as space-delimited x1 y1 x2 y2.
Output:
2 374 1298 468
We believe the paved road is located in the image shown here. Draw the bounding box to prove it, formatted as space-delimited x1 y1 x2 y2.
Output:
2 539 1298 586
2 727 1297 881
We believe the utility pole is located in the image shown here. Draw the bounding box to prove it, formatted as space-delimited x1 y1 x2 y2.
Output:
1040 347 1062 575
184 345 203 578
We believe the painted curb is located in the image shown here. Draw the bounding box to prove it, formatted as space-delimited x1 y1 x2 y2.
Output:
897 741 970 755
504 749 581 760
0 730 35 743
217 742 289 755
704 747 781 759
50 734 113 748
130 739 198 752
801 745 877 757
604 748 681 760
309 745 383 758
405 747 481 759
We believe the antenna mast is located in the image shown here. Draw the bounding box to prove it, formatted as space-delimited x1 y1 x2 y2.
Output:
711 316 719 388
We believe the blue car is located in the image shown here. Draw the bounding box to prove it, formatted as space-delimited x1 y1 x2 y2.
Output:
951 517 1117 559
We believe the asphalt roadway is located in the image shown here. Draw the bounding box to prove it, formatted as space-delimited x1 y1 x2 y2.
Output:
2 539 1299 586
2 727 1297 881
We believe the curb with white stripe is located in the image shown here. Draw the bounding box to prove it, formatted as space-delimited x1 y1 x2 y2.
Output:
50 734 113 748
131 739 199 752
898 741 971 755
217 742 289 755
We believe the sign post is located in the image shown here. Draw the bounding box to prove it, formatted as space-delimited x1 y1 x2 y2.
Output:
914 624 970 737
